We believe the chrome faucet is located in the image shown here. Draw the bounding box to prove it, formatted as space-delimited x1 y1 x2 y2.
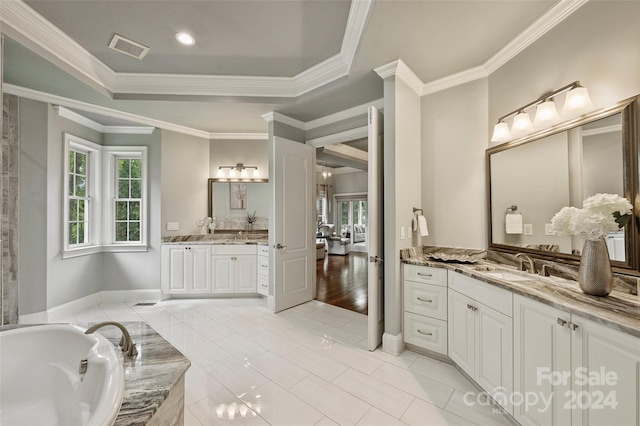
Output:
515 253 537 274
85 321 138 356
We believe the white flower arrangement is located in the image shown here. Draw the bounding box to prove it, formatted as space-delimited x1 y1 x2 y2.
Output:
551 193 633 240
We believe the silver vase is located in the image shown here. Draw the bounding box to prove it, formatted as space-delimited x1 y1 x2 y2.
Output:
578 237 613 296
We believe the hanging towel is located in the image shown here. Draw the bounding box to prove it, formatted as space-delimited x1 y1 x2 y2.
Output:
506 213 523 234
416 214 429 237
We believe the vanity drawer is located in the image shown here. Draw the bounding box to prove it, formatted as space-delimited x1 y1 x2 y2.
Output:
257 275 269 296
404 264 447 286
257 258 269 275
449 272 512 317
404 282 447 320
211 244 257 255
404 312 448 355
257 245 270 256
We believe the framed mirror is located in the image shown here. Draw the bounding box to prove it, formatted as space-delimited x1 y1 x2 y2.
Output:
487 95 639 274
207 179 270 228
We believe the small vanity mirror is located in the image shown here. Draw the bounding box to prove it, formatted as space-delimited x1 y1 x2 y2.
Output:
487 96 639 273
207 180 270 229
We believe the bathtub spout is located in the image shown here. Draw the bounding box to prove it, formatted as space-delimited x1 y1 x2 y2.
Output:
85 321 138 357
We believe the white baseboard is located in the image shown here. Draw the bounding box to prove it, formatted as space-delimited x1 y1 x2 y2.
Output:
19 289 161 324
382 332 405 356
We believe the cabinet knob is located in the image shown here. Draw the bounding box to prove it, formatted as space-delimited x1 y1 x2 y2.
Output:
417 329 433 336
417 297 433 303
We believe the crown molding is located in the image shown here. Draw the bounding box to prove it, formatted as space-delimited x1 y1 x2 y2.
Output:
306 98 384 130
53 105 156 134
306 126 368 147
210 133 268 140
5 84 210 138
261 111 306 130
1 0 374 99
422 65 488 95
374 59 424 95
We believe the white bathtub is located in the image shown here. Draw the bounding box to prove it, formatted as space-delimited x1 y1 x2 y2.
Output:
0 324 125 426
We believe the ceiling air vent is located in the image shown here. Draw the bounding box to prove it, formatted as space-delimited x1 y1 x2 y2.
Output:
108 34 149 60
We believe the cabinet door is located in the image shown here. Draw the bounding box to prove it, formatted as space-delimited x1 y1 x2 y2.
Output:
235 255 257 293
161 246 188 294
475 302 513 415
448 289 475 377
211 255 233 293
513 295 571 426
571 316 640 426
189 246 211 293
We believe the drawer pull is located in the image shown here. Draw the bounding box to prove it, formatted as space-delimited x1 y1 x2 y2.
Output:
416 297 433 303
417 329 433 336
569 322 579 331
417 273 433 278
557 318 567 327
466 304 477 312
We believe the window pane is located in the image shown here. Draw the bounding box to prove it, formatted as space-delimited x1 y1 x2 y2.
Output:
78 200 85 221
69 223 77 245
70 200 78 221
116 201 128 220
118 180 130 198
76 176 86 197
115 222 128 241
69 152 75 177
75 152 86 175
131 180 142 198
118 159 130 178
78 222 85 244
129 222 140 241
129 201 140 220
69 174 75 196
130 159 142 178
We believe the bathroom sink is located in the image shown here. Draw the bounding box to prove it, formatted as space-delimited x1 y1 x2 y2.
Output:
221 240 252 245
470 265 532 282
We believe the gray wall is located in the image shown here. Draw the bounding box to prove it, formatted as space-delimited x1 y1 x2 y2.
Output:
209 139 269 180
332 171 367 195
102 131 162 291
161 130 210 237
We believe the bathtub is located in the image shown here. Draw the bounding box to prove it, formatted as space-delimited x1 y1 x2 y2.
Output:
0 324 125 426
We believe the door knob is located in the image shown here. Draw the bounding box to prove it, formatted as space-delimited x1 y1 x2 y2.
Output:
369 256 384 264
275 243 287 249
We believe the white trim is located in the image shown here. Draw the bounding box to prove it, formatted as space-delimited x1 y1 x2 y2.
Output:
306 126 368 147
374 59 424 95
581 124 622 137
18 290 161 324
323 143 368 162
261 111 306 129
330 166 362 175
1 0 375 99
209 133 268 140
62 245 102 259
54 106 155 134
422 65 489 96
382 332 405 356
306 98 384 130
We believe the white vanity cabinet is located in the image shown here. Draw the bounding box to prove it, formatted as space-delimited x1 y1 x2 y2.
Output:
211 245 257 293
448 272 513 415
256 244 269 296
513 294 640 426
403 264 448 355
161 245 211 294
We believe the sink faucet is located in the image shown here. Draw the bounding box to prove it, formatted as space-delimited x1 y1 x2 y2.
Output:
236 231 243 241
85 321 138 356
515 253 537 274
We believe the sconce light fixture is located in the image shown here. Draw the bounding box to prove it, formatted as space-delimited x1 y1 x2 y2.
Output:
491 81 593 142
213 163 267 182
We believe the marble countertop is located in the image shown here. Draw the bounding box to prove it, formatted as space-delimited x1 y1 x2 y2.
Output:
403 255 640 338
162 234 268 245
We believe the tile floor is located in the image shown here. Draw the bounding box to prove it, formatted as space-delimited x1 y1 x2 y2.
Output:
59 298 514 426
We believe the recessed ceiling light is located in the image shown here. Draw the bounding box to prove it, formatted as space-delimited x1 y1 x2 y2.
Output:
175 32 195 46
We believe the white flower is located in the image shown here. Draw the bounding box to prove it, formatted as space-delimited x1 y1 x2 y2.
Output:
551 193 633 241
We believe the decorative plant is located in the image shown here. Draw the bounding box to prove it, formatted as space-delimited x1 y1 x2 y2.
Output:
247 211 257 225
551 193 633 240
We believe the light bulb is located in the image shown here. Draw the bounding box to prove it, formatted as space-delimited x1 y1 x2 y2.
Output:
175 32 195 46
534 100 559 124
491 122 511 142
512 111 533 133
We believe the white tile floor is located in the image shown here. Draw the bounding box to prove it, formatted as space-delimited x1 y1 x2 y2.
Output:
59 298 514 426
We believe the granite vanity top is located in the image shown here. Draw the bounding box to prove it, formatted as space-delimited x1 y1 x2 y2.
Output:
162 233 268 245
402 253 640 338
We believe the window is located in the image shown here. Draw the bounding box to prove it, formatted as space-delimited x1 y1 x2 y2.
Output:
63 133 147 258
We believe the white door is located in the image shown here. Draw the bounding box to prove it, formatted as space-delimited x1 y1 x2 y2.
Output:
272 137 315 312
367 106 384 350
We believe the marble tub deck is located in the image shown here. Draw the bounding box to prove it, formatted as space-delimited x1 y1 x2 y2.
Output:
401 248 640 338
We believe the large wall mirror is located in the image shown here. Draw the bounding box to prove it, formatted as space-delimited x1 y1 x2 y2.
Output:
487 95 639 274
207 179 270 224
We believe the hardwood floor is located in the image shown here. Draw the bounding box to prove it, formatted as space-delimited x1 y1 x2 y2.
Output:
316 252 368 315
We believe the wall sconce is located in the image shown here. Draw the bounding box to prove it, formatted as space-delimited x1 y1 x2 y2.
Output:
491 81 593 142
213 163 267 182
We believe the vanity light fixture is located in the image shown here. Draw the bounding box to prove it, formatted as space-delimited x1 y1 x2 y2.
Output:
212 163 267 182
490 81 593 142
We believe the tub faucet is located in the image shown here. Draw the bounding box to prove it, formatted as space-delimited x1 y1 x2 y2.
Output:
515 253 537 274
85 321 138 356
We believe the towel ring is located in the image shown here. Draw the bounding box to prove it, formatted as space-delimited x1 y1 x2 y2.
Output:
506 205 518 214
